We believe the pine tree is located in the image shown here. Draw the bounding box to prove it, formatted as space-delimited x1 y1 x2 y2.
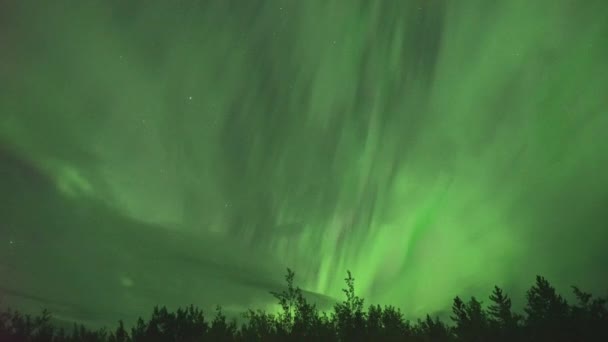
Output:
488 286 520 328
108 320 129 342
524 276 570 341
209 305 237 342
451 296 488 341
571 286 608 342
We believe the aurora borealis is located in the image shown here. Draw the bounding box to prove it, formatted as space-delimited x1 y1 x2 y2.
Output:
1 0 608 328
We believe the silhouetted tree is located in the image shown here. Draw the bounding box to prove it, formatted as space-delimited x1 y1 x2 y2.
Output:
381 305 412 341
333 270 366 342
0 308 10 341
487 286 520 341
311 311 336 342
108 320 129 342
269 268 331 341
524 276 570 342
269 268 298 335
415 314 452 342
70 323 107 342
208 305 237 342
570 286 608 342
240 309 277 342
366 304 382 337
451 296 488 341
173 305 209 341
130 317 147 342
1 271 608 342
131 304 208 342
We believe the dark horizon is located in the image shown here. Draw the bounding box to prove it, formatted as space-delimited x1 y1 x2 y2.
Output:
1 269 607 341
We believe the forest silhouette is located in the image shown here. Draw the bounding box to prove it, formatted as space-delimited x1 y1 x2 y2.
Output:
1 269 606 342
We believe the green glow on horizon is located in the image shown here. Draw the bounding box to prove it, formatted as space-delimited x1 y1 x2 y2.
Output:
1 0 607 323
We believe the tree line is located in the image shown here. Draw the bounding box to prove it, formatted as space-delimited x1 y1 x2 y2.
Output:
1 269 606 341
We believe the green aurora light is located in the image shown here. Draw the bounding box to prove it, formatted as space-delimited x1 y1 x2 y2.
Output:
1 0 607 327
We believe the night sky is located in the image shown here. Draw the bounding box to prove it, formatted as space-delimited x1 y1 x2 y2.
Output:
1 0 608 329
